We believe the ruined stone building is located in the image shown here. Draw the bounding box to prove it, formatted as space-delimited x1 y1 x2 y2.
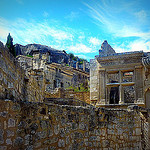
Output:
90 40 150 108
15 43 90 72
0 41 150 149
16 50 89 91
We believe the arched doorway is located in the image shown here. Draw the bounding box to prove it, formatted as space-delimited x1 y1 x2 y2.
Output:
145 89 150 108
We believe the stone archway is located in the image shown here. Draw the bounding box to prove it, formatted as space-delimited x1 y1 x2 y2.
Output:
145 89 150 108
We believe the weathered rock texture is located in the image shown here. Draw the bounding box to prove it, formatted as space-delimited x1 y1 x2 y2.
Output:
0 42 25 101
0 99 149 150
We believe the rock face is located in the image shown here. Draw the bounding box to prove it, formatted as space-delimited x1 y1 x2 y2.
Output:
99 40 116 57
14 44 69 64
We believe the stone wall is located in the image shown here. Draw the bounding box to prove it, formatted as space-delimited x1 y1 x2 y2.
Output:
90 59 99 104
45 88 90 104
0 42 25 101
25 70 45 102
0 99 146 150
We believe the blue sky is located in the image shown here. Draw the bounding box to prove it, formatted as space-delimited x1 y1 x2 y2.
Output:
0 0 150 60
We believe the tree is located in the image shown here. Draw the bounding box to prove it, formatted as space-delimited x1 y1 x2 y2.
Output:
69 53 74 60
6 33 16 57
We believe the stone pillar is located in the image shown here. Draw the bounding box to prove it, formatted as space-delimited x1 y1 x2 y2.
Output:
119 71 123 104
90 59 99 105
99 69 106 104
76 61 79 70
135 66 144 103
83 61 85 71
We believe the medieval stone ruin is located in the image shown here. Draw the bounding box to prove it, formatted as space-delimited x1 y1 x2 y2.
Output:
0 40 150 149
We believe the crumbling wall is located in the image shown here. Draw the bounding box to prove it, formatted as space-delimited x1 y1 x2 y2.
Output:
0 99 144 150
45 88 90 104
0 42 25 101
25 70 45 102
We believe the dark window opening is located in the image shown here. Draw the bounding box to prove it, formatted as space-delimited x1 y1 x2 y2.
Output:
109 81 119 104
61 82 63 88
54 80 57 89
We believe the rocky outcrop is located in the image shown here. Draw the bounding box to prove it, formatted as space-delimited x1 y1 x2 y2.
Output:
14 43 69 64
99 40 116 57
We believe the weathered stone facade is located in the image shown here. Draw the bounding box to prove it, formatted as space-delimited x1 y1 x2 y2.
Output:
16 53 89 92
90 41 150 108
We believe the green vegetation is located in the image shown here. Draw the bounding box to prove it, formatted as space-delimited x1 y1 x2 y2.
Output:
68 53 88 63
66 81 89 92
26 55 33 58
79 58 87 64
69 53 77 61
6 33 16 57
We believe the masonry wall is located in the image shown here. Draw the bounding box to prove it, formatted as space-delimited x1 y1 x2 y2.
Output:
0 42 25 101
0 99 143 150
45 88 90 104
90 59 99 104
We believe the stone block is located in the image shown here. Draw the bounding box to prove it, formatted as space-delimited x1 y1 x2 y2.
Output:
8 118 15 128
54 124 60 135
6 138 12 145
14 137 24 146
0 146 7 150
0 129 4 144
48 129 53 137
0 111 8 117
58 139 65 147
136 128 141 135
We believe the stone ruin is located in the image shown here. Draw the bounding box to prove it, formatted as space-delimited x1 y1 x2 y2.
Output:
90 40 150 109
0 40 150 149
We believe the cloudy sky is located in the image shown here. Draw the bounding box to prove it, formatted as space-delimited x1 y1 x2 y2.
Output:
0 0 150 60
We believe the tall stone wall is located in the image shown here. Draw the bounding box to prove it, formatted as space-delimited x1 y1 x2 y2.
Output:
0 99 145 150
0 42 25 101
90 59 99 104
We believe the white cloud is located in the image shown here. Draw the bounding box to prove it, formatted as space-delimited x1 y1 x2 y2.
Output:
113 40 150 53
0 27 9 42
69 43 92 53
65 11 79 21
127 40 150 52
89 37 101 46
134 10 147 22
0 18 74 46
84 1 150 40
43 11 49 18
115 26 150 40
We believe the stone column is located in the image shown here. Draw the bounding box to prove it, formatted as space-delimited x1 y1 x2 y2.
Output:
83 61 85 71
99 69 106 104
76 62 79 70
119 71 123 104
135 66 144 103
